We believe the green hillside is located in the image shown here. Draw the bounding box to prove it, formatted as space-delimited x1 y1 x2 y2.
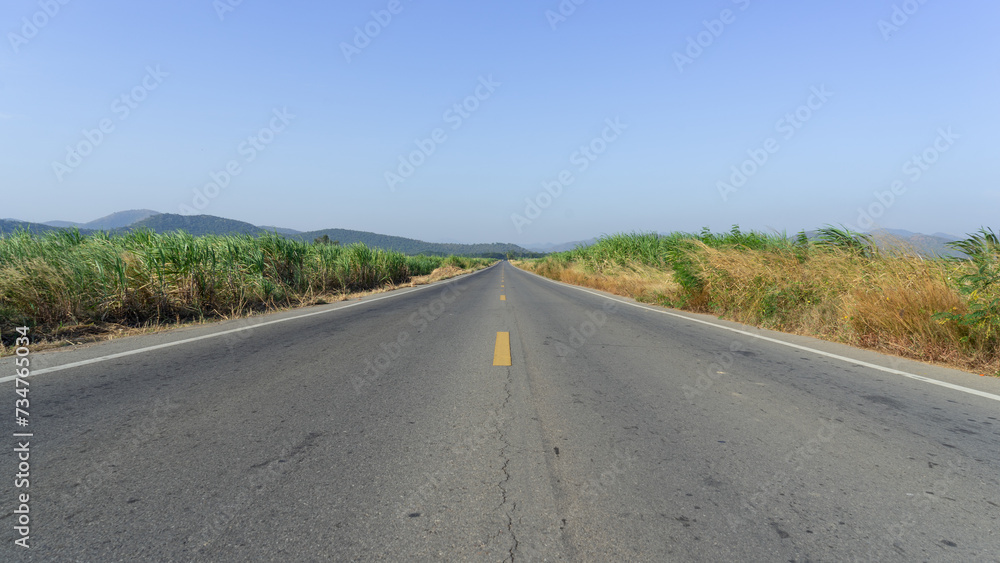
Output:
124 214 266 236
3 213 539 257
120 214 537 256
294 228 538 257
84 209 161 230
0 220 64 235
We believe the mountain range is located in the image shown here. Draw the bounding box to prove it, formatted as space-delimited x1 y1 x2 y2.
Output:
521 238 598 253
0 211 540 258
0 211 973 258
41 209 160 230
866 228 962 257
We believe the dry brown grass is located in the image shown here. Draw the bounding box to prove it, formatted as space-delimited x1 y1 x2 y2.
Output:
407 265 469 286
517 249 998 376
519 260 680 304
696 246 976 369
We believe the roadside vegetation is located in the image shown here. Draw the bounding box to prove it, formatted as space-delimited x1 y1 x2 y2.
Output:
518 227 1000 376
0 229 493 349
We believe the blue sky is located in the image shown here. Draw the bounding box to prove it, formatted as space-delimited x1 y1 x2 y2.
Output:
2 0 997 245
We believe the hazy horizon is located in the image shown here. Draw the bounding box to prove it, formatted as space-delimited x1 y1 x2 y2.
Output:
3 1 997 244
2 207 971 248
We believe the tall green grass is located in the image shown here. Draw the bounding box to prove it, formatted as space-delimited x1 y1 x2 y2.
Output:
525 227 1000 375
0 229 490 344
934 228 1000 352
564 227 801 267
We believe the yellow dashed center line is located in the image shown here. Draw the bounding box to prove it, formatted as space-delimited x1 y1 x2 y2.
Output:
500 295 506 301
493 332 511 366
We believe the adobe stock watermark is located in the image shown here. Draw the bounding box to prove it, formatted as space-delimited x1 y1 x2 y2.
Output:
511 117 627 233
340 0 414 63
854 456 965 562
189 432 322 552
878 0 930 41
552 300 619 361
672 0 750 73
578 448 638 502
851 127 957 232
397 412 499 518
726 418 840 530
352 281 466 394
7 0 72 54
51 65 168 182
213 0 247 22
545 0 587 31
717 84 833 202
179 107 294 214
682 338 749 401
384 75 500 192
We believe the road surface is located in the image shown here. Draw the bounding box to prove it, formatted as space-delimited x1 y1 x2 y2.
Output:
2 262 999 561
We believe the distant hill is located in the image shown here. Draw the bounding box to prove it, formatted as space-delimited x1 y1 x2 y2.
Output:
86 209 160 230
44 209 160 230
43 220 84 228
106 213 537 257
524 238 597 253
0 219 64 235
259 225 302 235
931 232 960 240
293 228 538 257
868 229 962 258
124 214 265 236
29 212 971 260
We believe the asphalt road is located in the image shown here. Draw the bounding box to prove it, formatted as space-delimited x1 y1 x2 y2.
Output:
2 261 999 561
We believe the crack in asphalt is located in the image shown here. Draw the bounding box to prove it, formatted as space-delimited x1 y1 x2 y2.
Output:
496 366 519 562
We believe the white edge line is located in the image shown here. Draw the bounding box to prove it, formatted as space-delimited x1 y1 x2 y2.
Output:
518 266 1000 404
1 265 496 383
